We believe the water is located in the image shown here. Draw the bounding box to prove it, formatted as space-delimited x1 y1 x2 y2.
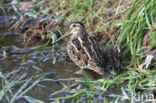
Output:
0 2 123 102
0 20 122 103
0 12 78 102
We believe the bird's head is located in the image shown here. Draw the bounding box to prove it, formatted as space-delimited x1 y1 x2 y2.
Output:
69 21 85 34
52 21 85 45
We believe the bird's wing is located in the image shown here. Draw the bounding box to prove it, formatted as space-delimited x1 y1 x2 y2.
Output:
69 34 103 67
79 35 103 60
69 38 88 67
88 36 103 60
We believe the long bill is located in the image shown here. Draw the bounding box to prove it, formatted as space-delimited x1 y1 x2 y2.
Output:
52 31 71 45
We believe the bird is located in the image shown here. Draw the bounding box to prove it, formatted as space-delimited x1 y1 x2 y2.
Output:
52 22 105 75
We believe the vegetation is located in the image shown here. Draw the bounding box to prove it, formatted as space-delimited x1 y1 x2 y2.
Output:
0 0 155 103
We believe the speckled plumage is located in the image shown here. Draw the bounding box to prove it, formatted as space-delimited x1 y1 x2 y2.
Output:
66 22 105 74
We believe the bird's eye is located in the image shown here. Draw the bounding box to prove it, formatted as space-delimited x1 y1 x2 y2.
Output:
72 24 76 27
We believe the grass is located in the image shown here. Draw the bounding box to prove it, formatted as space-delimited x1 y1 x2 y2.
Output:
0 0 156 103
0 70 44 103
117 0 156 61
49 69 155 102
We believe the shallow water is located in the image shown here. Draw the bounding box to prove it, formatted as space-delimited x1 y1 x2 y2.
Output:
0 2 123 102
0 19 123 103
0 15 79 102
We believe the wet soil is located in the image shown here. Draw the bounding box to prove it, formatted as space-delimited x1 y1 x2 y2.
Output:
0 1 125 102
0 9 78 103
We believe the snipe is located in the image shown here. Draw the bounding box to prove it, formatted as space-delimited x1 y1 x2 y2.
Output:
53 22 105 74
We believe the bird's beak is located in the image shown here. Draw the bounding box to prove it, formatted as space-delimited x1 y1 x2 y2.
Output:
52 30 71 45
